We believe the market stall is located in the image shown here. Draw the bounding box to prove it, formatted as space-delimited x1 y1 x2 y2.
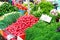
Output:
0 0 60 40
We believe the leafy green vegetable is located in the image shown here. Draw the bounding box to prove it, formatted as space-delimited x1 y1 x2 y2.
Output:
23 2 34 9
0 12 22 29
0 2 18 16
31 2 54 18
25 20 60 40
38 2 54 14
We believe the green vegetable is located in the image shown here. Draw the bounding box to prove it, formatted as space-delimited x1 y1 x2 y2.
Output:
25 20 60 40
0 2 18 16
38 2 54 14
31 2 54 18
0 12 22 29
23 2 34 9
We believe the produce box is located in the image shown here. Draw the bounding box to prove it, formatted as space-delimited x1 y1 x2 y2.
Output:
19 10 26 15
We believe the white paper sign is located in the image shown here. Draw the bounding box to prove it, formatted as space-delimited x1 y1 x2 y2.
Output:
40 14 52 23
7 34 15 40
17 36 23 40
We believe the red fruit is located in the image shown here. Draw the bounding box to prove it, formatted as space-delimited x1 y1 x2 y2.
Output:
24 7 27 10
5 15 38 40
11 38 16 40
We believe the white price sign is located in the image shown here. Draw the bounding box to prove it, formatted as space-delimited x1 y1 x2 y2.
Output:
7 34 15 40
40 14 52 23
17 36 23 40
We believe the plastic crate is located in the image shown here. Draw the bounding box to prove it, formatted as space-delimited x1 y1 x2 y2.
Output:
19 10 26 15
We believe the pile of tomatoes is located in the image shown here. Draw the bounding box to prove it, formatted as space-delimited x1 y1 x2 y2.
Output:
5 15 38 40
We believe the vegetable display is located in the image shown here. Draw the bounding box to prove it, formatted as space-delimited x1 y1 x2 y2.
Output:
25 2 60 40
0 3 18 16
15 3 27 10
23 2 34 9
5 15 38 36
0 12 22 29
31 2 54 18
25 20 60 40
0 1 60 40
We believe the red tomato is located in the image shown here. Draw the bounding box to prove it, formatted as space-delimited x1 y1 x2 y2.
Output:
5 15 38 40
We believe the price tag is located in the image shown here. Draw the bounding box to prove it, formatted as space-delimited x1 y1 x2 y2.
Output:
7 34 14 40
40 14 52 23
17 36 23 40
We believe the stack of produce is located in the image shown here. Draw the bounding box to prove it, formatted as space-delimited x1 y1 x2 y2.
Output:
15 3 27 10
31 2 54 18
0 2 18 16
23 2 34 9
23 2 60 40
25 20 60 40
0 12 22 29
5 15 38 40
16 15 38 30
25 4 60 40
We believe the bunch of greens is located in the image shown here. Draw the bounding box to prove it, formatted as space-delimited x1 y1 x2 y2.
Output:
38 2 54 14
0 3 18 16
0 12 22 29
31 2 54 18
25 13 60 40
23 2 34 9
25 20 60 40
